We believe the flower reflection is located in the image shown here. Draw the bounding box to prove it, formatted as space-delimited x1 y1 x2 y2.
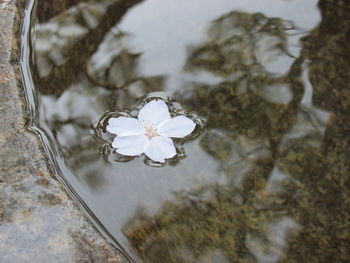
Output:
107 100 196 163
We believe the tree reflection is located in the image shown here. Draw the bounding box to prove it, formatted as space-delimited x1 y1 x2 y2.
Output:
185 11 294 77
35 0 165 184
34 0 145 95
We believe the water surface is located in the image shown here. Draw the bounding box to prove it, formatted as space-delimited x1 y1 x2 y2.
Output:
22 0 350 262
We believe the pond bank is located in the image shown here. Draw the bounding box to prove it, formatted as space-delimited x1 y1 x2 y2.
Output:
0 1 126 262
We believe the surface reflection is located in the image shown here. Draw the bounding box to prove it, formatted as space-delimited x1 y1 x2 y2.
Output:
26 0 350 262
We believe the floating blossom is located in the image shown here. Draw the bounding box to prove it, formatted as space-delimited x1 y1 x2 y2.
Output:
106 100 196 163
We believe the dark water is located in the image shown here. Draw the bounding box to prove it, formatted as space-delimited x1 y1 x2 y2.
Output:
21 0 350 262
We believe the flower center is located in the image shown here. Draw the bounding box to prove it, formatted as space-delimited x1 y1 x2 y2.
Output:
143 121 158 139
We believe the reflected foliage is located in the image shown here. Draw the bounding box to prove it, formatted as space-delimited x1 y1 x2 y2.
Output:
185 11 294 77
34 0 145 95
181 11 305 150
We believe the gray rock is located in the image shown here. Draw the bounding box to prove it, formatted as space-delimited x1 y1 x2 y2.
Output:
0 1 126 262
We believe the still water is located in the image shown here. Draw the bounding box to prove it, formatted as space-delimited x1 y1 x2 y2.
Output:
21 0 350 262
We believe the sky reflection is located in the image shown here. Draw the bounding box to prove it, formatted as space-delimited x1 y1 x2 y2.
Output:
25 0 350 262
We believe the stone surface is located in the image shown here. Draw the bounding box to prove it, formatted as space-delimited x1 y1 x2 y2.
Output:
0 1 127 262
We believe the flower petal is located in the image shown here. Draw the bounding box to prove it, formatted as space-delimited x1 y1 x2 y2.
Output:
138 100 171 126
144 136 176 163
106 117 144 137
112 135 148 156
157 116 196 138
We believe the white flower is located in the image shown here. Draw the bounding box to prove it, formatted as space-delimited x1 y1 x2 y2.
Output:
106 100 196 163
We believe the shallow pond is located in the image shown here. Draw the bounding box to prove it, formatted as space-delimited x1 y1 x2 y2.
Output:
21 0 350 262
